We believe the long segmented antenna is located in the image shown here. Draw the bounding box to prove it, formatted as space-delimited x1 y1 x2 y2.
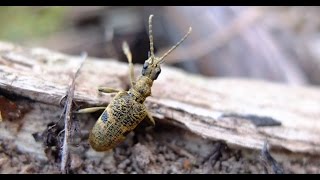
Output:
158 27 192 64
149 14 155 63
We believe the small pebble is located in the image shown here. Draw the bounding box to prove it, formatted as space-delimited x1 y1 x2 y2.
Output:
132 143 153 168
126 166 132 172
118 158 131 169
71 154 83 170
306 166 318 174
20 164 35 174
0 156 9 166
157 154 166 164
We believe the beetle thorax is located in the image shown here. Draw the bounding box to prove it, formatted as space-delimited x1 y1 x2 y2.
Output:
129 76 153 103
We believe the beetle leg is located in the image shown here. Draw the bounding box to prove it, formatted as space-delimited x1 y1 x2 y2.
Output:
98 87 121 93
75 107 107 113
145 110 155 127
122 41 135 88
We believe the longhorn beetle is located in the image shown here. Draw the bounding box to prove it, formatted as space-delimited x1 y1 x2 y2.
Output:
77 14 192 152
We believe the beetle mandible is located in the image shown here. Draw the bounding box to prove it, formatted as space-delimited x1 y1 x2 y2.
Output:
77 14 192 152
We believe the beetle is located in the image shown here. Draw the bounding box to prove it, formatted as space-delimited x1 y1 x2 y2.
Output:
77 14 192 152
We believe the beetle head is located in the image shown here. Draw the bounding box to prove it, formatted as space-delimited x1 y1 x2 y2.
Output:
142 14 192 81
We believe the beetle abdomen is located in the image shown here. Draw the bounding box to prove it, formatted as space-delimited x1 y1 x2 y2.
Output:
89 91 147 151
89 112 123 151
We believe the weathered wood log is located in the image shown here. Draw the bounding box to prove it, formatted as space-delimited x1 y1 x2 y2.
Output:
0 41 320 157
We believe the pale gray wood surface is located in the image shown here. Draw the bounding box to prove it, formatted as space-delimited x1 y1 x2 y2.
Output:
1 41 320 156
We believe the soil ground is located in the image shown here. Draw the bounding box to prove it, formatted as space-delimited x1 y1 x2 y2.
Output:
0 101 320 174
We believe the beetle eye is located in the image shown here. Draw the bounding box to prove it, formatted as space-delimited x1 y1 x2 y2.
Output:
142 62 149 76
143 62 149 69
154 68 161 80
156 68 161 75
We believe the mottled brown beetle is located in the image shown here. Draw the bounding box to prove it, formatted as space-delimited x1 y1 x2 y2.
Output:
77 15 192 152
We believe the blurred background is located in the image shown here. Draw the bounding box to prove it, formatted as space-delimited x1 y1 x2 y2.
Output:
1 6 320 86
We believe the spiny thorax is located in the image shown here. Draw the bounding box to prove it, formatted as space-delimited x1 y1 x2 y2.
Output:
129 76 153 103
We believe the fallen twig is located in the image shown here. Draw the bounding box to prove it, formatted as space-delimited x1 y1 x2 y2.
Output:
60 52 87 174
260 141 284 174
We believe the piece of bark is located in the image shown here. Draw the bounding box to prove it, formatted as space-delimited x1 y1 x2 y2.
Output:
0 41 320 156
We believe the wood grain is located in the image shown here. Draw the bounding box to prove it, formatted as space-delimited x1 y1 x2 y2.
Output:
1 41 320 156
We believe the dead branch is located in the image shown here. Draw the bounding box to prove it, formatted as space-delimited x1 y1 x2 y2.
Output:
1 41 320 156
260 142 284 174
60 52 87 174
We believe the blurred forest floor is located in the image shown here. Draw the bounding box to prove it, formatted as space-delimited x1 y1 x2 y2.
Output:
1 6 320 85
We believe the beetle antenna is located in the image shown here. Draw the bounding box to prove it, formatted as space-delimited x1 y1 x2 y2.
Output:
149 14 155 63
159 27 192 64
